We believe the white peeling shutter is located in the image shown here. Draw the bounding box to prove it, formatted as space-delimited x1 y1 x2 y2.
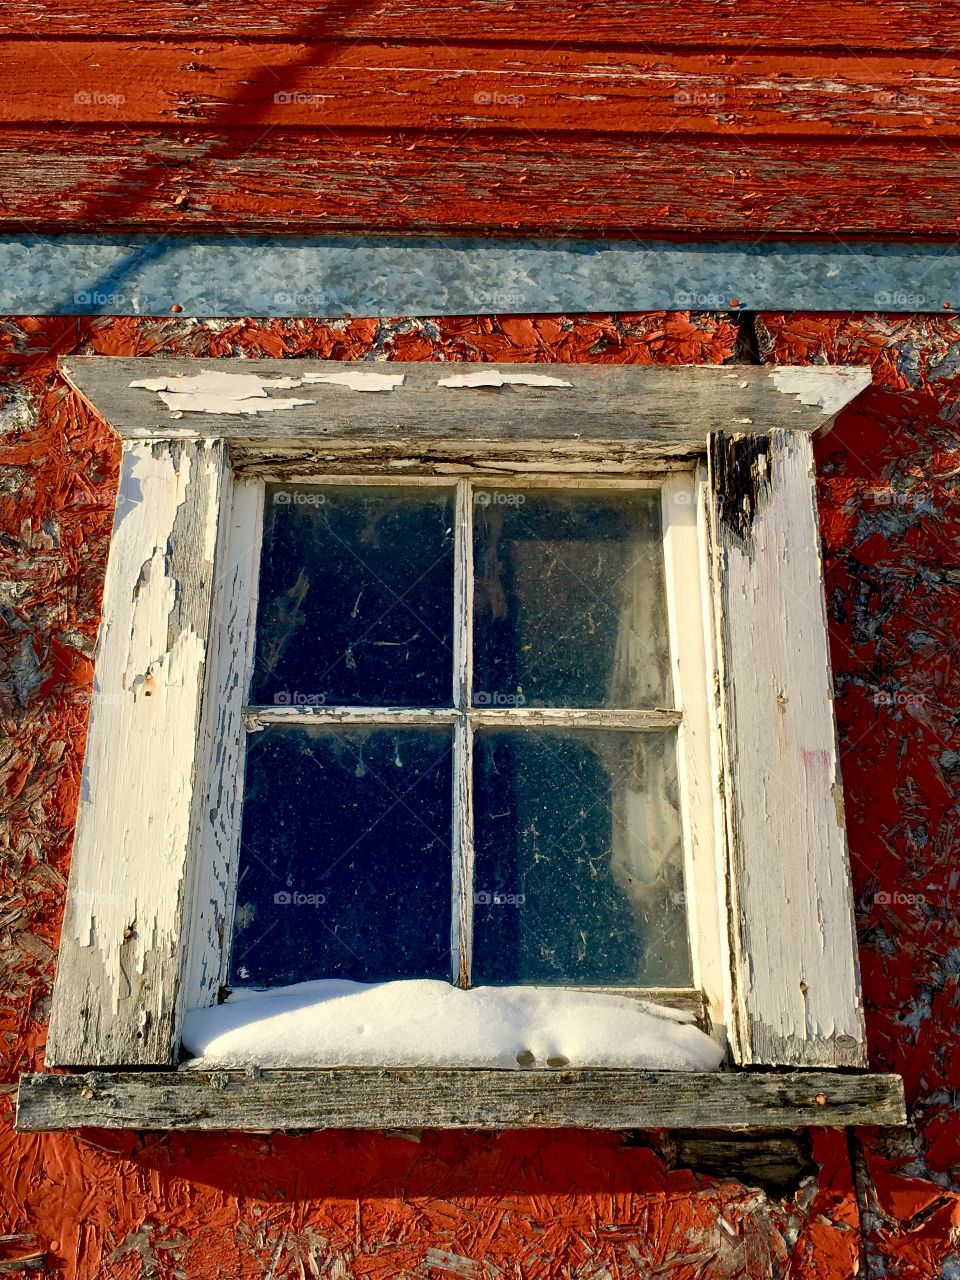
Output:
46 439 230 1066
709 428 867 1068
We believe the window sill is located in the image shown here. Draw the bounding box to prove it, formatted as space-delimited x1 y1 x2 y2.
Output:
16 1067 906 1131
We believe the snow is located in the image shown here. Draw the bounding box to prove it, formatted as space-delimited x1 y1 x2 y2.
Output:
181 979 723 1071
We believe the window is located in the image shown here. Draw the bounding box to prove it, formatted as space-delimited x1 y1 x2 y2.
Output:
230 477 709 1006
19 358 907 1132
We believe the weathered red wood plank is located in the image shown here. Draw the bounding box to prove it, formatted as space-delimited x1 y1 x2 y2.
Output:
0 41 956 136
1 129 956 236
1 0 957 49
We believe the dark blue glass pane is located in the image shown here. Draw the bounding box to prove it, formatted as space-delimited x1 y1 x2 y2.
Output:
251 485 455 708
230 726 453 986
473 489 670 708
472 729 690 986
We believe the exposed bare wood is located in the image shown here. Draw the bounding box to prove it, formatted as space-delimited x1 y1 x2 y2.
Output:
708 430 867 1067
235 449 701 479
45 439 229 1066
16 1068 906 1132
4 130 956 239
242 706 459 731
467 708 683 729
662 1129 816 1196
60 362 872 468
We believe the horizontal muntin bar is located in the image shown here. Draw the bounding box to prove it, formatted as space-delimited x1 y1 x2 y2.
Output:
242 706 683 731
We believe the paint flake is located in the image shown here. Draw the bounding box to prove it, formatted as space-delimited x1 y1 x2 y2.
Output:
130 367 405 413
130 370 314 416
768 367 873 416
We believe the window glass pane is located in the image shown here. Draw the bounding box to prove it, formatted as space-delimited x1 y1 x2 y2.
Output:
230 726 453 986
251 485 455 708
473 488 671 708
472 729 690 986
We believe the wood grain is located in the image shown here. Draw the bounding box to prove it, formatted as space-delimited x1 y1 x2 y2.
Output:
16 1067 906 1131
2 129 955 237
45 439 229 1066
2 1 956 47
0 41 955 135
60 360 872 473
708 430 867 1068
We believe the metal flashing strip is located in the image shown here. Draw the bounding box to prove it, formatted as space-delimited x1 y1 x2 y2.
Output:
1 236 958 317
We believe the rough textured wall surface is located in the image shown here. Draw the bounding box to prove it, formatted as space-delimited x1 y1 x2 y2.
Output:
0 2 958 236
0 312 958 1278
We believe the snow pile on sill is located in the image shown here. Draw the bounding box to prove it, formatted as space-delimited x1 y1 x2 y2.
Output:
181 979 723 1071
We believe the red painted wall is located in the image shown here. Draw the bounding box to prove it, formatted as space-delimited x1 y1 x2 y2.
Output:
1 312 959 1277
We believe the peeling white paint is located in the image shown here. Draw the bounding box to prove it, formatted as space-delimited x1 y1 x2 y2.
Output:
436 370 574 389
769 367 873 417
130 367 405 415
131 370 315 416
46 439 227 1066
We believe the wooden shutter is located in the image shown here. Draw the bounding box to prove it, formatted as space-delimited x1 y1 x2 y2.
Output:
46 438 230 1066
709 428 867 1067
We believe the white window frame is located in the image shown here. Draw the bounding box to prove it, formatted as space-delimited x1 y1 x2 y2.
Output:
17 357 907 1132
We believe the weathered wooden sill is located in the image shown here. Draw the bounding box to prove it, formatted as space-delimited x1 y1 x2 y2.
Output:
16 1068 906 1132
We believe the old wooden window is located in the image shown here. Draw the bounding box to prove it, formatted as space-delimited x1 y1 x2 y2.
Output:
230 476 712 1005
18 359 907 1132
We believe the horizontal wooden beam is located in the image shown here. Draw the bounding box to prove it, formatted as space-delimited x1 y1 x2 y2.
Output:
1 41 956 137
2 1 955 49
16 1068 907 1131
3 134 957 239
60 360 872 472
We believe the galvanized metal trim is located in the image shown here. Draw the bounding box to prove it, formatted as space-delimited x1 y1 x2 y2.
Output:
1 236 958 317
